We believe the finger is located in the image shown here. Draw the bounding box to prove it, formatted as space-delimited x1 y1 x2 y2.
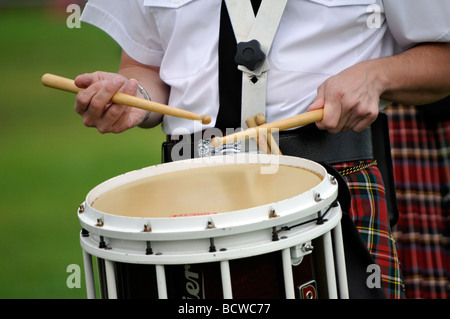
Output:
335 112 353 132
351 110 379 133
335 99 358 133
74 74 93 89
84 76 125 121
351 115 375 133
74 72 98 89
317 87 342 133
74 71 108 89
96 104 128 133
340 105 364 132
307 85 325 112
108 107 135 133
342 99 379 132
96 79 139 133
109 105 151 133
120 78 138 95
308 84 334 132
74 81 103 114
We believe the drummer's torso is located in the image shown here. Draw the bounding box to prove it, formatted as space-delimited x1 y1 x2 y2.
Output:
143 0 388 133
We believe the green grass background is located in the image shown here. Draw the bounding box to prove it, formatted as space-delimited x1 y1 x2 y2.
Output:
0 6 165 298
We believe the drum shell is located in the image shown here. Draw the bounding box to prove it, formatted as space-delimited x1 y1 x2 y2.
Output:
102 252 318 299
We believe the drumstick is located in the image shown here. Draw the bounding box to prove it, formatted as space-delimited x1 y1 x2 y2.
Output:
41 73 212 125
245 115 270 154
211 109 323 148
255 113 282 155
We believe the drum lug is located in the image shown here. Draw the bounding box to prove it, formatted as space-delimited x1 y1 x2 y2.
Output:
142 224 152 232
329 175 337 185
314 193 322 202
78 204 85 214
96 218 104 227
206 220 216 230
290 241 314 266
269 209 279 219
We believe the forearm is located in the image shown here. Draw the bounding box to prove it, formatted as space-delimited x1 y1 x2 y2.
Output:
118 51 170 128
375 42 450 105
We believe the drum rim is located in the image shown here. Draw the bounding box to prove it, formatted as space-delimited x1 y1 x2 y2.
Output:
78 154 338 241
79 203 342 265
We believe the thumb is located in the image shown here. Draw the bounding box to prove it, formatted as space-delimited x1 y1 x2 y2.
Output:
307 85 325 111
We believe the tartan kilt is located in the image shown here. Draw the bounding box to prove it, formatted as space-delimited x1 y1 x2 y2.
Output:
386 104 449 299
333 161 406 299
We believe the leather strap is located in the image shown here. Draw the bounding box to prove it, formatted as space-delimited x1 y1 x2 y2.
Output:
278 125 374 165
224 0 288 129
162 125 373 164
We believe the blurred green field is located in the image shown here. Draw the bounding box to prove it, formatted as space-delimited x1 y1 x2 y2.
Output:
0 7 165 298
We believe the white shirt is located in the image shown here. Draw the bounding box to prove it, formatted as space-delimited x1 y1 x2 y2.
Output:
81 0 450 135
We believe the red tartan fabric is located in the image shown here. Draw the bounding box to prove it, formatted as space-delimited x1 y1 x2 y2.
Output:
386 105 449 299
333 161 406 299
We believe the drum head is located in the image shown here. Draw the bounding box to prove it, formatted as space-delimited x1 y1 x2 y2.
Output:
91 161 323 218
80 154 338 241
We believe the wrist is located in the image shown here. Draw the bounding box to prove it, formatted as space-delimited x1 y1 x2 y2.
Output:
365 58 390 99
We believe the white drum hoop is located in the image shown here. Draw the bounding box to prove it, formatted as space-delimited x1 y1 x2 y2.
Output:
78 154 348 299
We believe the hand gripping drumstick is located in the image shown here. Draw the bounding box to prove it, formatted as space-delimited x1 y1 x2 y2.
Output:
210 109 324 148
41 73 212 125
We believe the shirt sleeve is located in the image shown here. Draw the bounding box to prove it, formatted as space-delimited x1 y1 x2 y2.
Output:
81 0 164 66
384 0 450 50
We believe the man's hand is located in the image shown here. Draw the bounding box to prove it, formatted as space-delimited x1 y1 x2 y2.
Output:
74 71 149 134
307 60 382 134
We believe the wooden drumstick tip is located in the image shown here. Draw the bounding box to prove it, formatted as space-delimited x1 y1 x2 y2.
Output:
201 115 212 125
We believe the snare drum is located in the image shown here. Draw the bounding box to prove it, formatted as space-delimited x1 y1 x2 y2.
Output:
78 154 348 299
